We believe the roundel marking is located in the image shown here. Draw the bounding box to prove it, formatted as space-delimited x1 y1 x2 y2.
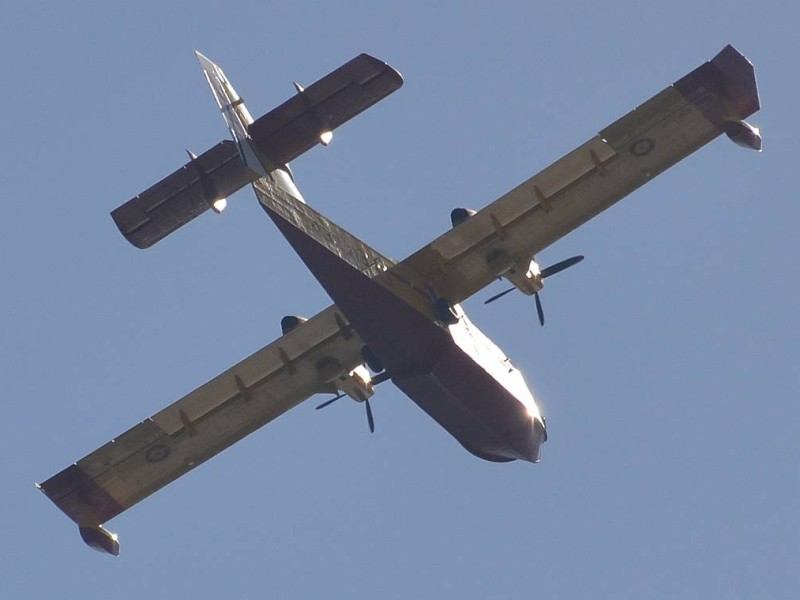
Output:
630 138 655 157
145 444 170 463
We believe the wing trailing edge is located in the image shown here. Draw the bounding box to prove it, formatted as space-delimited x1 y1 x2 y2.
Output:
111 140 255 249
248 53 403 167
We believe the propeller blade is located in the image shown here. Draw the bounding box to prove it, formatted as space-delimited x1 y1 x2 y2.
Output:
541 255 584 279
365 399 375 433
371 371 392 386
315 393 345 410
484 287 516 305
535 292 545 326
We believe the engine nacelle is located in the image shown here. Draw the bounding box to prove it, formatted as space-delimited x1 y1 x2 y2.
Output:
450 207 477 228
485 249 543 295
316 356 346 383
338 364 375 402
725 120 762 151
281 315 307 334
505 259 543 296
316 357 375 402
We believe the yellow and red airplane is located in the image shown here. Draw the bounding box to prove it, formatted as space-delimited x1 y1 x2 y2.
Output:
39 46 761 555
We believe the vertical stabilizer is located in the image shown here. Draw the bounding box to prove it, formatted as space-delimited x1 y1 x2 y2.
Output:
195 51 269 178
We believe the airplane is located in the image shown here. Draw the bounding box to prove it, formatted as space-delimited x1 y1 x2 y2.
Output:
38 46 761 556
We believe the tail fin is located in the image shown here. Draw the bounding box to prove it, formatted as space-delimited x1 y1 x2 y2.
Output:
111 52 402 248
196 51 404 192
195 51 269 178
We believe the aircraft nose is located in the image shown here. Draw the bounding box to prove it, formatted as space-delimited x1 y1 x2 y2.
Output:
528 417 547 463
503 416 547 463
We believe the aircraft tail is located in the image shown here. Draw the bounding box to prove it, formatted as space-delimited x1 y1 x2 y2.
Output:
196 51 404 203
195 51 270 179
111 52 402 248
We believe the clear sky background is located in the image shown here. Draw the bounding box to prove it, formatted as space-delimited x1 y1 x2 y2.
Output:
2 1 797 598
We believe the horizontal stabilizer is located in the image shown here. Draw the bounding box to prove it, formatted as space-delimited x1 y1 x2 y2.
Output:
111 140 257 249
248 53 403 167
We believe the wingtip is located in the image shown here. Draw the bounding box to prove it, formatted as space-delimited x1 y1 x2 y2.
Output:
710 44 761 118
359 52 404 87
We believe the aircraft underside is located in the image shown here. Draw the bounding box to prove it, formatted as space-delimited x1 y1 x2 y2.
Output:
39 46 761 556
257 186 546 462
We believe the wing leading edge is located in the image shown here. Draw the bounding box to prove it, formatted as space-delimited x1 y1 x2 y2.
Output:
399 45 761 303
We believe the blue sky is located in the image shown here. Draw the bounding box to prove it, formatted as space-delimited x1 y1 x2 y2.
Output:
2 1 797 598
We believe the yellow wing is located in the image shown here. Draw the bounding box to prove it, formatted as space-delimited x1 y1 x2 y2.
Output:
398 45 761 303
38 305 363 554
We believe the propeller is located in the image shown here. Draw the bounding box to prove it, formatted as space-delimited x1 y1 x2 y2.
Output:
534 291 545 326
315 393 345 410
316 393 376 433
315 373 392 433
484 255 584 326
484 286 517 304
540 255 584 278
365 399 375 433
